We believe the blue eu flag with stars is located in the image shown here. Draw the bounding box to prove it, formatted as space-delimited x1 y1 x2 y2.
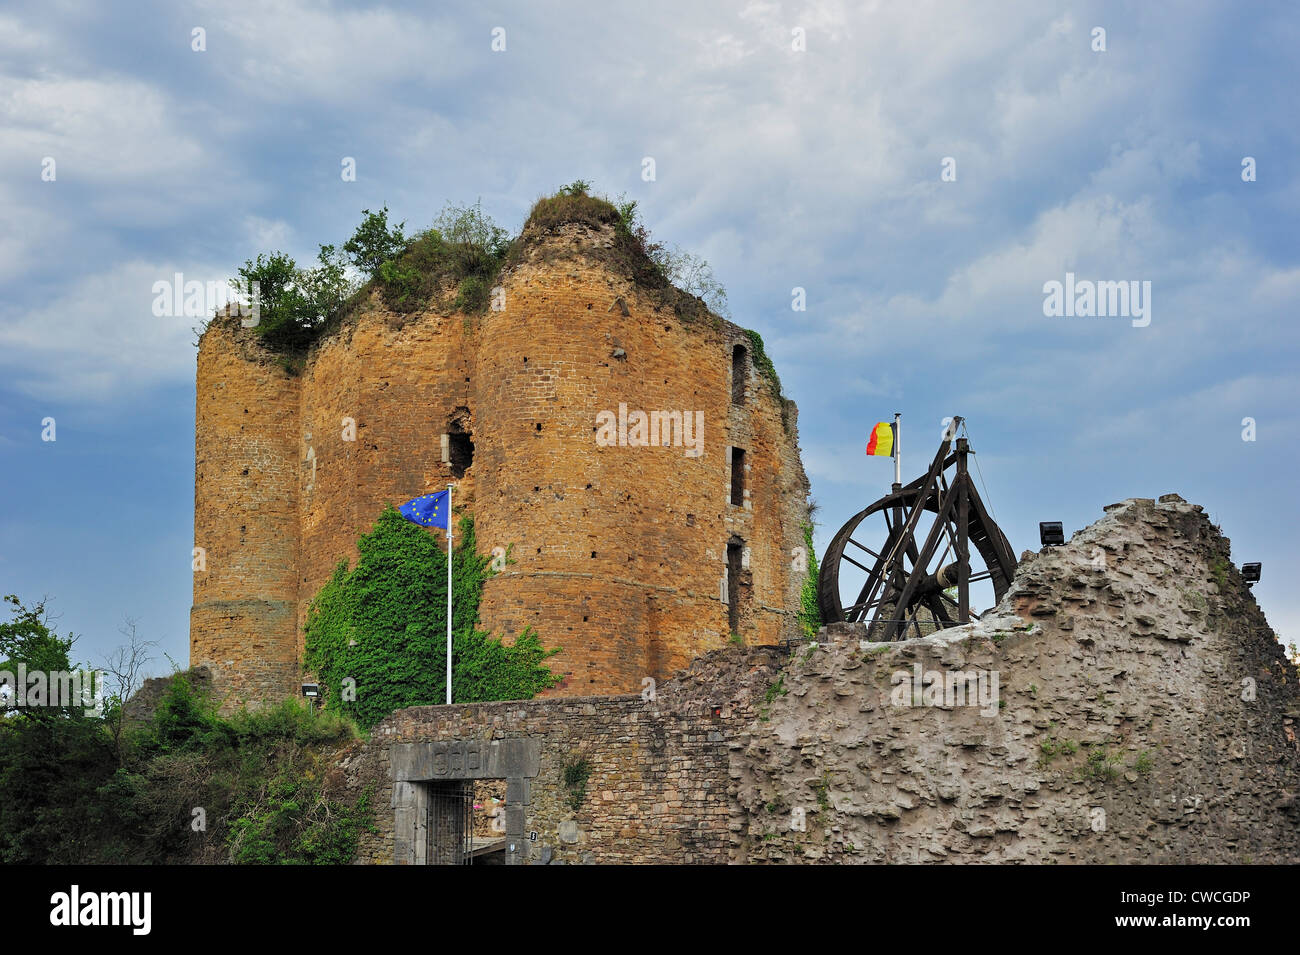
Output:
399 490 449 529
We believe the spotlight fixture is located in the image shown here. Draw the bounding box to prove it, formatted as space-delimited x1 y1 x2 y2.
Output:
1242 562 1261 586
1039 522 1065 548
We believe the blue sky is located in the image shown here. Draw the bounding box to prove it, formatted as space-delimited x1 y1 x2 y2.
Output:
1 0 1296 675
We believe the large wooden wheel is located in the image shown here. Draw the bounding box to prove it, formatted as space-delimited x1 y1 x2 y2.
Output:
817 422 1017 641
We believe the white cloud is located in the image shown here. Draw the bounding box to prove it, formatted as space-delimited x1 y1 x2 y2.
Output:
199 0 466 105
0 75 207 185
0 261 215 402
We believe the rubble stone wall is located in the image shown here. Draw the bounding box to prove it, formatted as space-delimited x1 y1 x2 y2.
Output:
338 494 1300 863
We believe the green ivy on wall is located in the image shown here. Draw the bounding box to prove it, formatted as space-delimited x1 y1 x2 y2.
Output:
797 523 822 639
303 506 561 728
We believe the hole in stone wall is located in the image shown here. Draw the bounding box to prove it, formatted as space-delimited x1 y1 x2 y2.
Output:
447 407 474 479
448 432 474 479
730 448 747 506
731 344 748 405
726 539 744 634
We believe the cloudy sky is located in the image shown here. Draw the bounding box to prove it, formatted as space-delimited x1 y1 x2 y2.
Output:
1 0 1296 673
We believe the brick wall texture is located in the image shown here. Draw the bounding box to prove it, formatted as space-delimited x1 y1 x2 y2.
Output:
191 221 812 707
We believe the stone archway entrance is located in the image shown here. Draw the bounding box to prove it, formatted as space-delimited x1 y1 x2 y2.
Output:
391 738 540 865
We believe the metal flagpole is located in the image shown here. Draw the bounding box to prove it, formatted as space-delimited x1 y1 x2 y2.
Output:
446 483 453 705
893 412 902 488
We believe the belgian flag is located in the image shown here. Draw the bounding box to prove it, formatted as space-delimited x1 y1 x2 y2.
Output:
865 421 895 457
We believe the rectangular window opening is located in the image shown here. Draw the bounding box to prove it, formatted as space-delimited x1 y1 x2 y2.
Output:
730 447 746 506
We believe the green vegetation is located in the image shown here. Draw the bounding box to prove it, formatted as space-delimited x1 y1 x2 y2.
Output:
1038 735 1079 767
1133 750 1154 776
562 757 593 811
797 523 821 639
342 205 408 277
0 594 371 865
1209 556 1230 591
729 631 745 646
519 180 731 320
758 675 787 722
228 199 512 355
814 772 832 812
743 328 785 402
226 181 737 357
303 506 561 729
764 674 788 704
1079 745 1123 782
232 245 355 352
0 592 75 680
372 200 511 315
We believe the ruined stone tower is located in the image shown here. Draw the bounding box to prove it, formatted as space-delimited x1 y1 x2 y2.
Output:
190 208 811 707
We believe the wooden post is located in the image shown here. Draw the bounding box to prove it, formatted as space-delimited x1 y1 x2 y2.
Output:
956 437 970 623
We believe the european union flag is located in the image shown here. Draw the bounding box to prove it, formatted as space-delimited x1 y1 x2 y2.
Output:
399 490 449 529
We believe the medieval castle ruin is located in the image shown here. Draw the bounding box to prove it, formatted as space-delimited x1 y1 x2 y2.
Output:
189 195 1298 864
191 204 810 707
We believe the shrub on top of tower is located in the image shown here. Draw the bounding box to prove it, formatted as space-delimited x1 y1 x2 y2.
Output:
223 182 734 354
342 205 407 277
339 199 510 315
516 181 731 320
523 180 623 233
231 244 355 354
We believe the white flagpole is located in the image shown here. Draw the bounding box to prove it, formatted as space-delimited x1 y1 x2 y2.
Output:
446 484 453 705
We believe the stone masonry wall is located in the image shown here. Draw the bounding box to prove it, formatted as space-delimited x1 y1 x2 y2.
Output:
190 328 300 708
339 646 784 865
733 494 1300 863
337 494 1300 864
191 219 811 706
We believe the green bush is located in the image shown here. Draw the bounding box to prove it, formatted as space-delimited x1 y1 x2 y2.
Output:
0 647 370 865
233 245 355 352
229 183 732 351
343 206 407 277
